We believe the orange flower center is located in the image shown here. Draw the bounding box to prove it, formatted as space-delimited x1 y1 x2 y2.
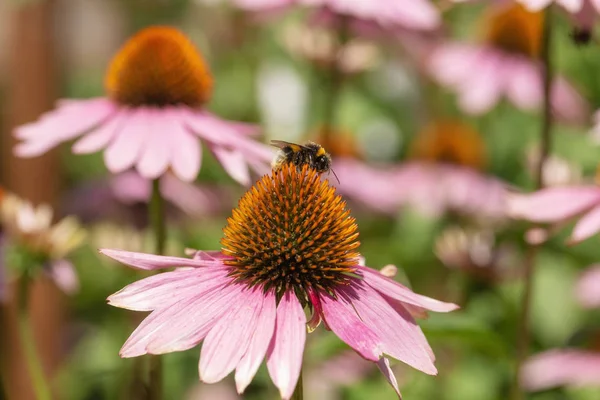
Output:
410 120 486 170
483 4 543 58
105 26 213 107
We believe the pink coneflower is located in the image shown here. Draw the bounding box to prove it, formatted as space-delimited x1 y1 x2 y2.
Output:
103 164 458 399
338 120 507 219
507 182 600 244
14 26 272 185
232 0 441 31
427 3 587 122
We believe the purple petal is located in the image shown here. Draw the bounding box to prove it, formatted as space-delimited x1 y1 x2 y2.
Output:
136 109 173 179
576 265 600 308
266 291 306 400
200 288 266 383
99 249 223 270
103 108 150 173
349 284 437 374
235 290 277 393
522 349 600 390
357 265 459 313
507 187 600 222
569 205 600 244
107 267 229 311
319 291 382 362
72 110 129 154
377 358 402 399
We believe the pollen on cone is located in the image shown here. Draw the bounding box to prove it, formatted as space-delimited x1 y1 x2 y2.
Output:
105 26 213 107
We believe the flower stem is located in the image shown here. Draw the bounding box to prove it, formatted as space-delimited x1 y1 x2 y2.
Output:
290 369 303 400
17 275 52 400
148 178 166 400
511 6 554 400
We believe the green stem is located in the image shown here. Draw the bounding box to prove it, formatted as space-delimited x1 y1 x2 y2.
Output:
290 369 303 400
511 7 554 400
148 179 166 400
17 275 52 400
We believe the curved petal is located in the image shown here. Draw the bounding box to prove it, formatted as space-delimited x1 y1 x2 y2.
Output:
136 109 174 179
99 249 223 270
72 111 129 154
200 288 266 383
552 77 588 125
457 50 506 115
357 265 459 313
168 113 201 182
235 290 277 394
266 291 306 400
348 284 437 375
569 205 600 244
211 147 251 186
507 187 600 222
319 291 382 362
377 358 402 399
103 108 150 173
506 58 542 111
427 43 481 88
576 265 600 308
522 349 600 390
107 268 230 311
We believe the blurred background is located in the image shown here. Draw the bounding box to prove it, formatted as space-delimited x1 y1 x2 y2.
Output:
1 0 600 399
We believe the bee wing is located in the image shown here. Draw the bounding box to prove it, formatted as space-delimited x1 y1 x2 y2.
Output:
270 140 305 153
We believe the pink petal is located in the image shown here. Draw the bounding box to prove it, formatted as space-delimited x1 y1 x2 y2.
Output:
569 205 600 243
319 291 382 362
103 108 150 173
107 268 229 311
576 265 600 308
235 290 277 393
349 285 437 375
99 249 222 270
506 58 542 111
377 358 402 399
522 349 600 390
72 111 129 154
48 259 79 295
169 114 201 182
507 187 600 222
518 0 553 11
358 265 459 313
200 289 266 383
427 44 481 88
552 77 588 124
211 146 251 186
136 109 174 179
266 291 306 400
121 282 240 357
457 50 505 114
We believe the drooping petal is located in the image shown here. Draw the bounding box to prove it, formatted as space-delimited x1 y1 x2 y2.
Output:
235 290 277 394
210 146 251 186
377 358 402 399
522 349 600 390
266 291 306 400
72 111 129 154
427 44 481 88
99 249 223 270
576 265 600 308
167 109 201 182
507 187 600 222
319 291 382 362
348 284 437 374
569 205 600 244
506 58 542 111
107 267 229 311
200 288 265 383
120 282 239 357
136 109 174 179
103 108 151 173
552 77 588 125
456 50 505 115
357 266 459 313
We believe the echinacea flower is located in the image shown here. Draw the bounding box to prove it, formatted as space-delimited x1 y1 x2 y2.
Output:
0 192 85 294
507 178 600 244
103 164 458 399
427 3 587 122
14 26 272 185
232 0 441 31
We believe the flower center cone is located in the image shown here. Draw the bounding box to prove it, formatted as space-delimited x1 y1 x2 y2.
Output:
483 3 543 58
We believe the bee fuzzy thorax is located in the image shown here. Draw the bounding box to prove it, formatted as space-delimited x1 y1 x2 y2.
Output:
270 140 333 175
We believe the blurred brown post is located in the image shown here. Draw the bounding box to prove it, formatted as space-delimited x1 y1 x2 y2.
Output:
1 1 64 399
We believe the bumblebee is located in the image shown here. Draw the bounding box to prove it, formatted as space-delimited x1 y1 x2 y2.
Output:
270 140 339 182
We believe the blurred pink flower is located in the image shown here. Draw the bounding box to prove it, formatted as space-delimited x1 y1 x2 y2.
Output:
522 349 600 390
508 186 600 244
233 0 441 31
576 264 600 308
518 0 599 13
14 26 272 185
427 3 587 122
103 164 458 399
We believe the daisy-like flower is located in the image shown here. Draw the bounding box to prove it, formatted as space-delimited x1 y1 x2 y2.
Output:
507 168 600 244
232 0 441 31
14 26 272 185
1 192 85 294
102 164 458 399
427 3 587 122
